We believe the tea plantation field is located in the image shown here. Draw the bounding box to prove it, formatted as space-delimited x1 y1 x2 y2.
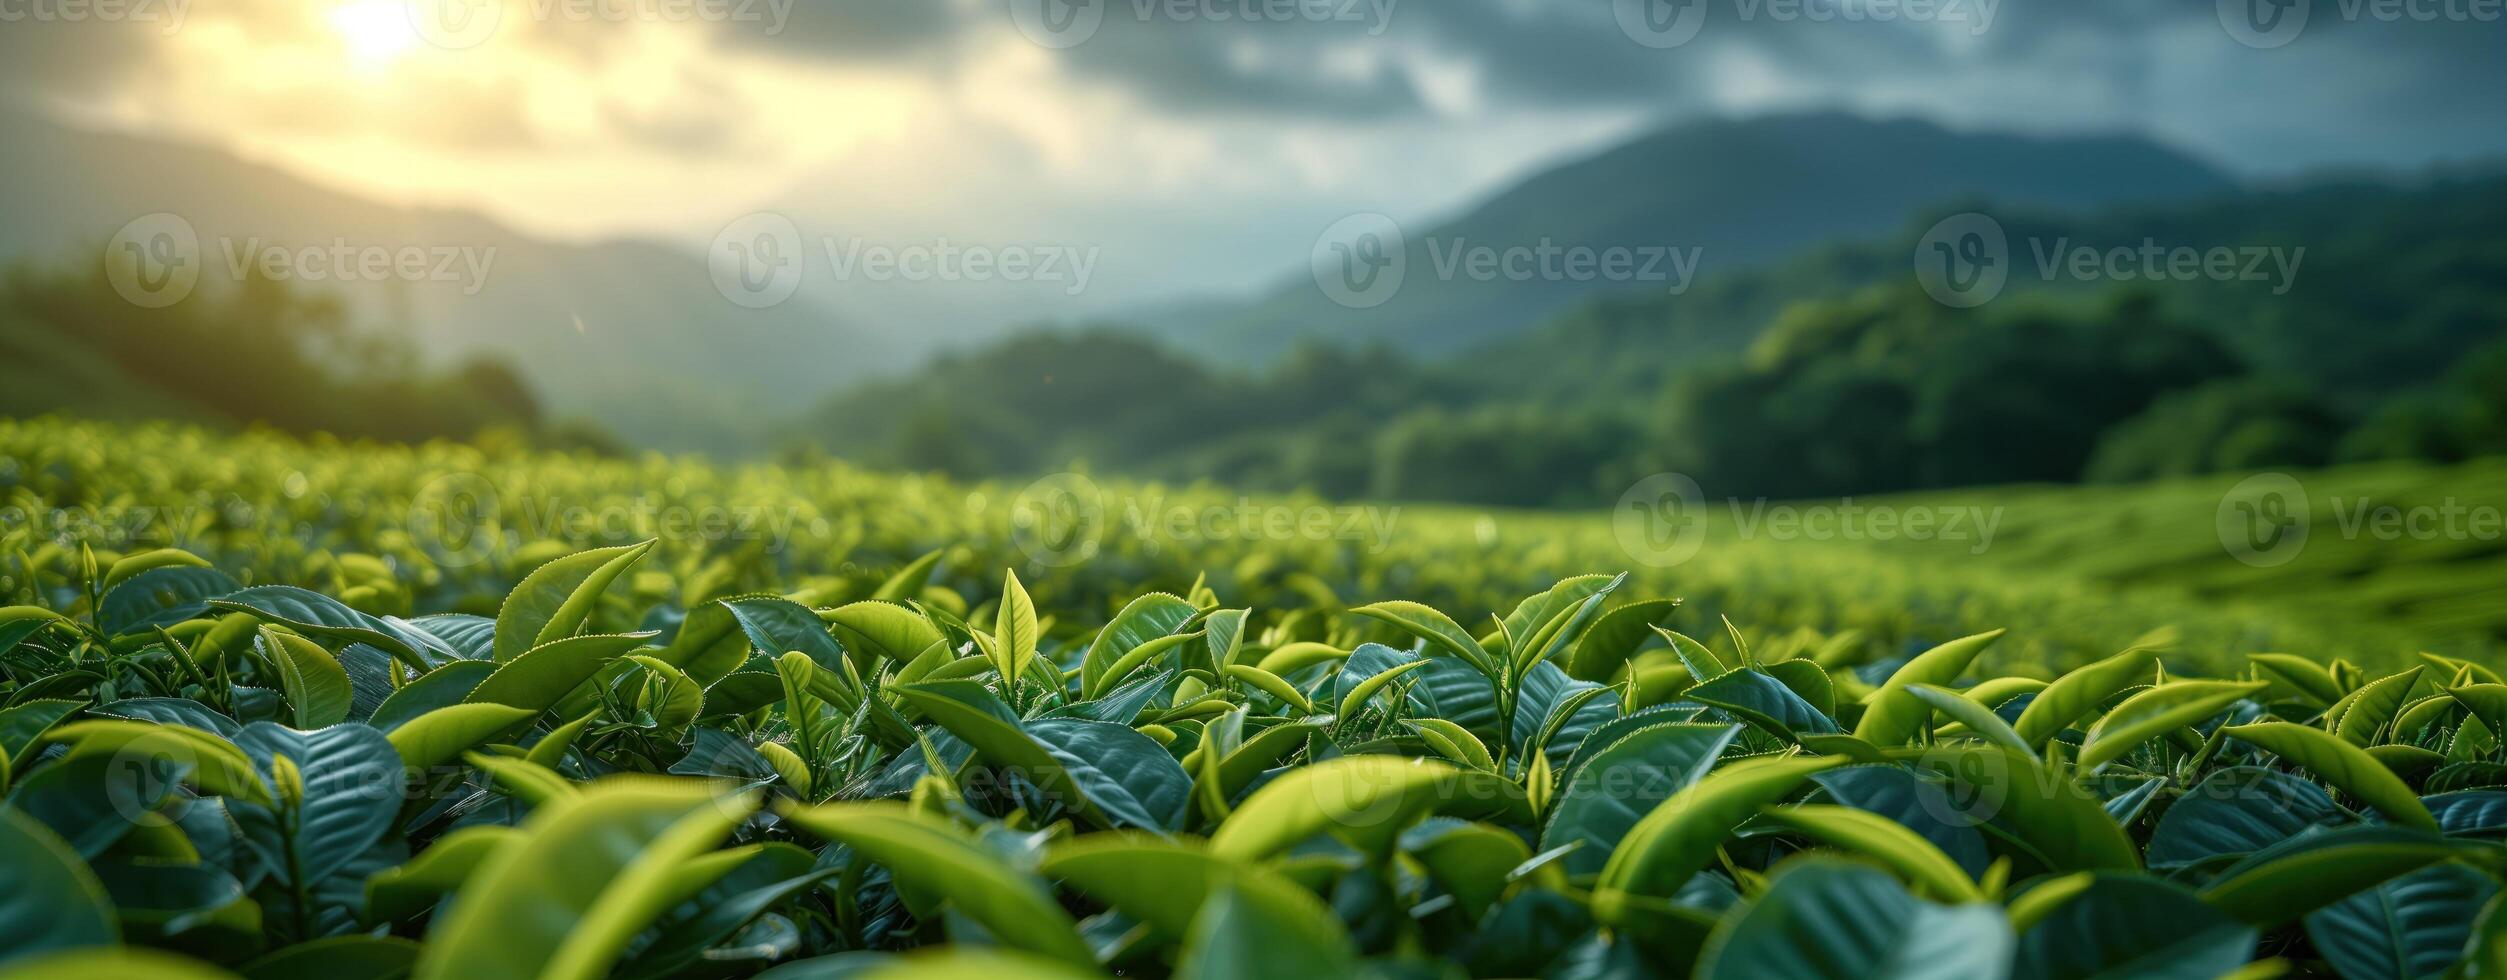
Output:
5 418 2497 675
0 416 2502 978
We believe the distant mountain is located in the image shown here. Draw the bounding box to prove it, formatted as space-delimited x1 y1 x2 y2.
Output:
0 110 915 452
794 164 2507 504
1149 112 2237 362
1463 168 2507 414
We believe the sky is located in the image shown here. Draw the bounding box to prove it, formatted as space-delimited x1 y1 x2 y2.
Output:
4 0 2503 310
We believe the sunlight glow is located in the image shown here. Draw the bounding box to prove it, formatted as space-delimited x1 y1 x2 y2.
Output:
330 1 421 69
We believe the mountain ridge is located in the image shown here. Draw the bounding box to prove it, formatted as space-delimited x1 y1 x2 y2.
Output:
0 108 909 452
1136 111 2238 363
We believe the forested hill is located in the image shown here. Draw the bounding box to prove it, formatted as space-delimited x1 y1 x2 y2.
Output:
795 170 2507 506
1145 112 2233 364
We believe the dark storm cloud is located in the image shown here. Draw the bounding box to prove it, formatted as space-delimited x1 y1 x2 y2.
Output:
2 0 2497 172
715 0 964 60
1050 0 2499 146
723 0 1427 117
1047 12 1428 118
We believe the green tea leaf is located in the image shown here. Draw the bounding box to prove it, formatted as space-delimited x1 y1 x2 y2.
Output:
2221 722 2438 830
991 569 1037 688
0 802 118 963
414 778 759 980
1594 754 1843 922
492 541 656 663
1854 630 2005 747
261 628 353 729
1696 858 2009 980
1758 803 1983 902
779 801 1093 968
464 632 656 715
2076 680 2267 773
1211 756 1518 860
2014 646 2160 747
2199 826 2467 927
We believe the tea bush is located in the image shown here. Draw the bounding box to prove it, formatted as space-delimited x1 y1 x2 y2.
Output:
1 416 2479 680
0 535 2502 978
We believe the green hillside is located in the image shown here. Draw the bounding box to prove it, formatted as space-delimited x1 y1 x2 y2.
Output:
1867 459 2507 643
5 417 2492 673
1151 112 2232 362
798 171 2507 506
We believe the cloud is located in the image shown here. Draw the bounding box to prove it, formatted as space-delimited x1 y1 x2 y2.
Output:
1048 14 1427 118
4 0 2502 262
716 0 966 61
729 0 1432 118
601 70 745 156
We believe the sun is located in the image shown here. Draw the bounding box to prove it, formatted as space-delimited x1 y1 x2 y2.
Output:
330 1 423 68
